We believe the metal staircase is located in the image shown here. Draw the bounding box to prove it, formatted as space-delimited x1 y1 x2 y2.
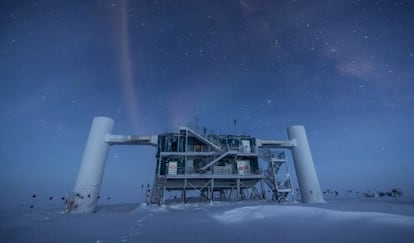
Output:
198 150 237 172
179 126 221 151
150 176 167 205
260 150 293 202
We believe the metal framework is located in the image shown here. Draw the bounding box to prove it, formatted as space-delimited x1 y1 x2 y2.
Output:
148 126 294 204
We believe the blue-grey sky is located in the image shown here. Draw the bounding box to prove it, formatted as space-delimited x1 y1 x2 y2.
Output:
1 0 413 208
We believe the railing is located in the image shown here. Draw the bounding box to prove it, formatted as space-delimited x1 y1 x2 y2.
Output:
186 145 213 152
226 145 256 153
167 167 264 176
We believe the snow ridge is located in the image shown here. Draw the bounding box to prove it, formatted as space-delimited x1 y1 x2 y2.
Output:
212 205 414 226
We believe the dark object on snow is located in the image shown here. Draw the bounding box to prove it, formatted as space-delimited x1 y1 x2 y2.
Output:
391 188 402 197
49 196 53 200
363 188 402 198
363 192 375 197
32 194 36 198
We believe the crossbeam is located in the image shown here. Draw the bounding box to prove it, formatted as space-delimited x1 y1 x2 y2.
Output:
105 135 158 146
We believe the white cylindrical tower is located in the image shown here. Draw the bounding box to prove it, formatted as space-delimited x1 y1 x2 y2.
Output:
71 116 114 213
287 125 324 203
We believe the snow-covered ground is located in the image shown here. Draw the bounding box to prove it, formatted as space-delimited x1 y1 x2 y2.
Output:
1 198 414 243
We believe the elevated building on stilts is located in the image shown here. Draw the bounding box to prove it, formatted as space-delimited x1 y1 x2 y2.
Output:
67 117 324 213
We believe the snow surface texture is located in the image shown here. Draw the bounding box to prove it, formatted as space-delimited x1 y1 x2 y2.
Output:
1 199 414 243
214 205 414 225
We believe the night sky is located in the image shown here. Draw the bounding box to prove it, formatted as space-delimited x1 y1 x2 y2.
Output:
1 0 413 209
